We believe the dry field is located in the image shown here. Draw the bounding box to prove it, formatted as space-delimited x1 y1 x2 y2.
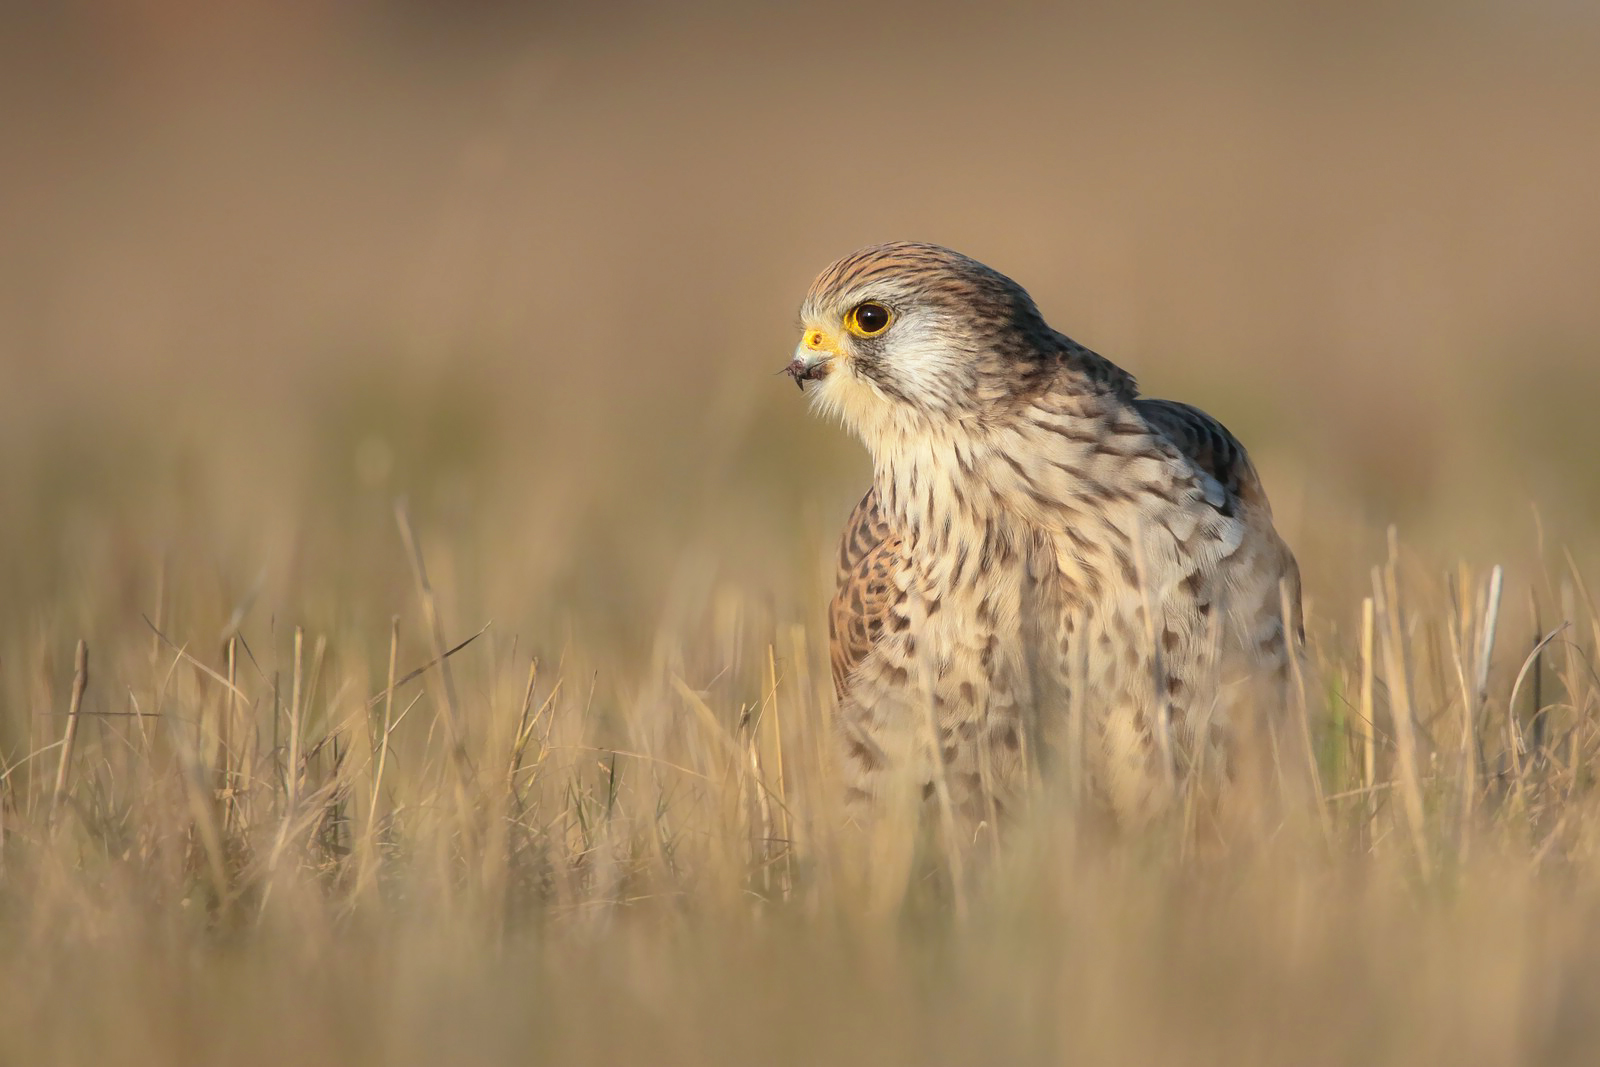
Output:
4 3 1600 1064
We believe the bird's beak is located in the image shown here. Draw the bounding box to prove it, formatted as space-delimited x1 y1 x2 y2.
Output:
784 329 837 390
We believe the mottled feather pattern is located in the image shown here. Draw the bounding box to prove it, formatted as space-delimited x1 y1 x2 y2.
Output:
1134 398 1261 514
829 489 898 696
801 243 1302 826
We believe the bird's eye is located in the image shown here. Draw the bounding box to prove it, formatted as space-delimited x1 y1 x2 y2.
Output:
845 302 893 337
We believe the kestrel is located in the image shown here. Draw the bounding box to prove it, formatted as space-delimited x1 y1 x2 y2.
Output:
787 242 1302 825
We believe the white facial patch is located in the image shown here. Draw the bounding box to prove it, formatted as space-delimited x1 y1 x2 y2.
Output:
871 306 971 410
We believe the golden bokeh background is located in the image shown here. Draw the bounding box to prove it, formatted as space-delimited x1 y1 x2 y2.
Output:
5 6 1600 1064
6 3 1598 621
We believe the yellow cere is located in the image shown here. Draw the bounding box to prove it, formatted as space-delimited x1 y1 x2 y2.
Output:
803 328 832 352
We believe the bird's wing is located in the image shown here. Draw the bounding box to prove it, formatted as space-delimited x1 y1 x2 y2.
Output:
829 488 902 697
1134 397 1271 516
1136 396 1303 640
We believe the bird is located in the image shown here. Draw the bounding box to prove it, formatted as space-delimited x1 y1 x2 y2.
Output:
785 242 1303 828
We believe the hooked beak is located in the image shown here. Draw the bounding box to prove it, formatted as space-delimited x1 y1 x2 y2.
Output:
783 329 837 390
784 352 832 390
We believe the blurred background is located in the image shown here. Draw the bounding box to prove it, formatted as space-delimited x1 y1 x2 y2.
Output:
6 8 1600 1063
3 0 1599 655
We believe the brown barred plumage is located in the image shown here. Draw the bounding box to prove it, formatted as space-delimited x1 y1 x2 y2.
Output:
790 242 1303 827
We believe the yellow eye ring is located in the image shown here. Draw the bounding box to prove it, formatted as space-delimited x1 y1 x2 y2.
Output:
844 301 893 338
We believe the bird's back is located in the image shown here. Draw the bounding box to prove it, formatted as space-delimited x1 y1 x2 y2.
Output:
827 386 1301 823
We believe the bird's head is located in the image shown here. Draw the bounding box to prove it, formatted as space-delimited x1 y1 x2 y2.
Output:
786 242 1061 440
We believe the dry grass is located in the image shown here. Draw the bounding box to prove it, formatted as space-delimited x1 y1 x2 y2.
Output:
5 3 1600 1064
8 470 1600 1066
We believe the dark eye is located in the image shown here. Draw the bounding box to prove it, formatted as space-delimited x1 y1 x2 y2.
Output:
846 301 893 337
